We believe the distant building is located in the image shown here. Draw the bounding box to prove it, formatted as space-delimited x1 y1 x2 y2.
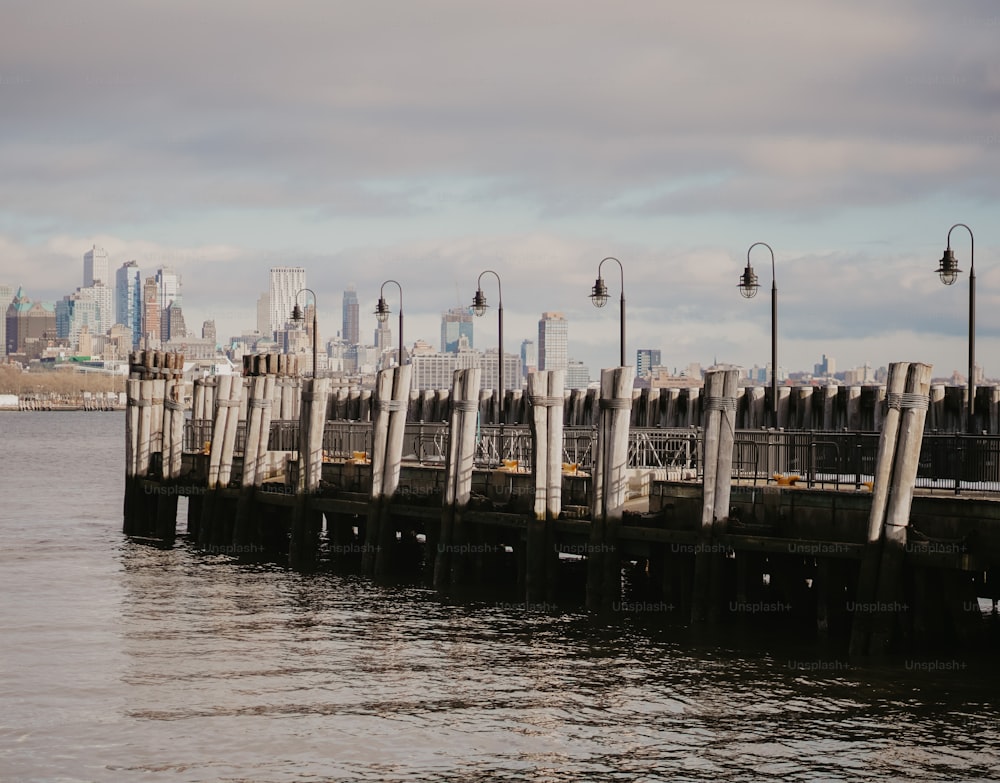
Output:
141 276 160 348
115 261 143 348
161 302 187 342
256 292 270 337
538 311 568 372
441 307 474 353
5 287 57 357
410 347 520 392
814 354 836 377
202 320 217 346
0 283 14 357
636 348 661 378
520 339 536 379
342 286 360 346
269 267 305 339
56 289 101 350
566 359 591 389
83 245 110 287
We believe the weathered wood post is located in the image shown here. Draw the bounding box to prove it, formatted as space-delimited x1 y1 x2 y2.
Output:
234 372 275 547
689 367 739 623
526 369 564 603
850 362 932 656
586 366 634 612
363 364 412 578
434 367 481 589
123 377 142 534
289 377 330 570
154 375 185 545
199 374 233 546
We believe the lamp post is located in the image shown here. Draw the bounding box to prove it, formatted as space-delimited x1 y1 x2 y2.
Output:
738 242 778 428
374 279 404 366
471 269 504 423
936 223 976 432
291 288 318 378
590 256 626 367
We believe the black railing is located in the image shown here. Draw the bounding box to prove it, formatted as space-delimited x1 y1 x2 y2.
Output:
181 418 1000 494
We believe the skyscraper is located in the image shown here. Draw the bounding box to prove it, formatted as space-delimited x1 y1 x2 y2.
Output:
441 307 474 353
0 284 14 357
115 261 143 347
269 267 306 339
141 276 160 347
155 267 181 311
520 339 536 379
538 312 568 372
83 245 110 287
636 348 661 378
256 292 270 337
342 286 359 345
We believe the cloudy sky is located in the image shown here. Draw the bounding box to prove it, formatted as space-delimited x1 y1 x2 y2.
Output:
2 1 998 380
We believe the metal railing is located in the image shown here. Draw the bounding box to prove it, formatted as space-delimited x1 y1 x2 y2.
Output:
181 418 1000 494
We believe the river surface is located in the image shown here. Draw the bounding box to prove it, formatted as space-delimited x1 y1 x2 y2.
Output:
2 411 999 782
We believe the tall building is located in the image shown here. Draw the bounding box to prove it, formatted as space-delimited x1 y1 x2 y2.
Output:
441 307 473 353
83 245 110 287
537 311 568 372
479 349 522 392
202 320 217 346
520 339 537 379
56 288 102 350
162 301 186 342
115 261 143 347
269 267 306 339
814 354 836 377
256 292 270 336
84 282 113 337
636 348 661 378
566 359 591 389
342 286 359 346
141 276 160 347
155 267 182 312
0 284 14 357
5 287 57 357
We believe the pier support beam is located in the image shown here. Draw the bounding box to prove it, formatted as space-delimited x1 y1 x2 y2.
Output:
850 361 932 656
290 377 330 570
363 365 412 578
435 367 481 589
527 369 564 604
691 366 739 624
586 366 634 612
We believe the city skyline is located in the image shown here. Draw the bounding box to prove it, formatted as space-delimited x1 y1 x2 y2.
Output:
0 3 997 379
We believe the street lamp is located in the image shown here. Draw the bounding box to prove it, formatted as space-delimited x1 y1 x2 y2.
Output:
590 256 626 367
936 223 976 432
738 242 778 428
471 269 504 422
291 288 318 378
374 279 404 366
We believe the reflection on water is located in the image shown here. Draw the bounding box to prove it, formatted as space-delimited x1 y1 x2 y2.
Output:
2 412 1000 782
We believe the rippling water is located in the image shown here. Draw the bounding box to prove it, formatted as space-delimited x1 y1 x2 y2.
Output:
2 411 1000 782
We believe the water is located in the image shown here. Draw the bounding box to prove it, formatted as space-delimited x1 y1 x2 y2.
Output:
2 411 999 782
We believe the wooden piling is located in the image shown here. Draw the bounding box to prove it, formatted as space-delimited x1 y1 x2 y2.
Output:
691 367 739 623
850 362 933 656
434 367 481 589
586 366 634 612
234 374 273 546
123 378 141 534
363 365 412 577
289 377 330 570
526 370 564 603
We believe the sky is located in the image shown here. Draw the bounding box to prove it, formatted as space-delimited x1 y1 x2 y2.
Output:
1 1 998 381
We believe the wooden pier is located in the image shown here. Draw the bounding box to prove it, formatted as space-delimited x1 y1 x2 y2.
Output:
123 351 1000 655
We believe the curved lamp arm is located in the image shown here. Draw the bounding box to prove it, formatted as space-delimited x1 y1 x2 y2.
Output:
375 279 404 365
590 256 626 367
